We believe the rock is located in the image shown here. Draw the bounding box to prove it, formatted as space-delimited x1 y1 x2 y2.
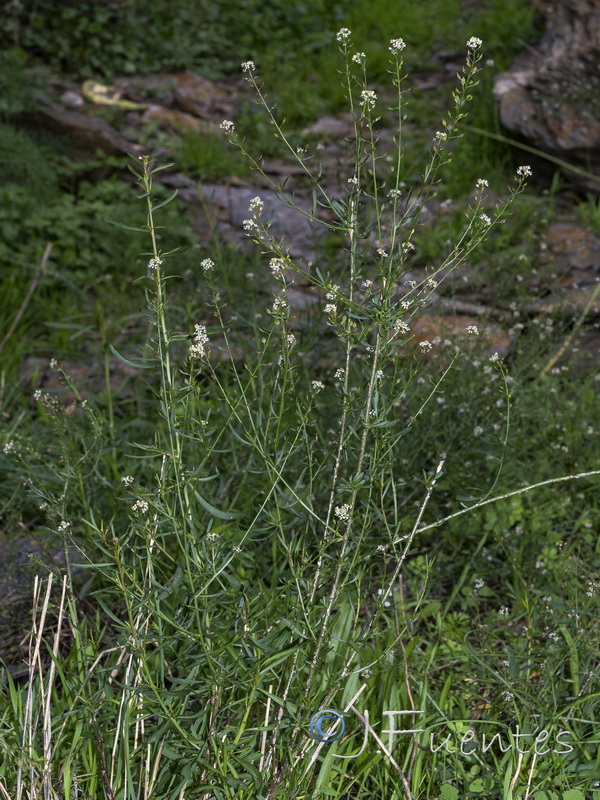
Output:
544 222 600 270
303 114 355 138
30 101 140 156
172 71 237 120
194 183 324 268
412 314 510 356
494 0 600 191
141 104 215 134
60 90 85 109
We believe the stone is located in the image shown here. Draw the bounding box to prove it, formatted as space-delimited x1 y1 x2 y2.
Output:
172 71 237 120
141 104 214 134
494 0 600 191
30 101 140 156
195 183 323 268
544 222 600 271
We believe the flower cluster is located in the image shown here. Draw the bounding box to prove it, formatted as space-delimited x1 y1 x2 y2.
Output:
479 213 492 226
121 475 134 486
352 52 366 64
335 503 352 521
395 320 410 335
132 500 149 515
3 440 15 454
249 196 264 215
467 36 482 49
419 340 432 352
389 38 406 54
241 61 255 73
201 258 214 272
360 90 377 110
336 27 351 42
243 219 259 233
189 324 209 359
476 178 489 189
220 120 235 135
517 165 532 178
312 380 324 393
270 258 286 276
465 325 479 336
148 256 163 270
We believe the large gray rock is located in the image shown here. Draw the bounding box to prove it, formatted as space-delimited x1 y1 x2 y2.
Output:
494 0 600 191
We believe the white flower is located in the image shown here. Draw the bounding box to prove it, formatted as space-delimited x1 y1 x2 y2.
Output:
324 303 337 314
241 60 255 73
362 279 373 289
499 606 509 616
467 37 482 49
377 248 388 258
121 475 134 486
206 532 220 541
479 213 491 226
272 297 288 313
402 241 415 253
336 27 351 42
473 425 484 436
286 333 296 348
148 256 163 270
219 120 235 134
335 503 352 521
34 389 43 401
465 325 479 336
419 340 432 352
49 358 59 370
58 521 71 531
269 258 286 275
395 320 410 334
132 500 149 515
189 323 209 359
388 188 402 198
3 440 15 454
348 176 358 186
249 196 264 215
389 38 406 54
326 285 339 300
516 165 532 178
201 258 214 272
242 219 258 232
433 131 447 145
335 368 345 381
352 52 366 64
312 380 325 392
476 178 489 189
360 90 377 109
489 353 500 362
426 278 438 289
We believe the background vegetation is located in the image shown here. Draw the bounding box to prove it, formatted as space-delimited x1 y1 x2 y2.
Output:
0 2 599 799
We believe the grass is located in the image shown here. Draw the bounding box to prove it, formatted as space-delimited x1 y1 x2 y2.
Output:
1 4 600 799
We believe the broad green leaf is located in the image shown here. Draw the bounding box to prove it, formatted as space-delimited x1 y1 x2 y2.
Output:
194 489 243 520
440 785 459 800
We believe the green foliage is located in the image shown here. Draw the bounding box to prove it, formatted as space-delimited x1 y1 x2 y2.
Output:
1 9 599 800
179 130 250 180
